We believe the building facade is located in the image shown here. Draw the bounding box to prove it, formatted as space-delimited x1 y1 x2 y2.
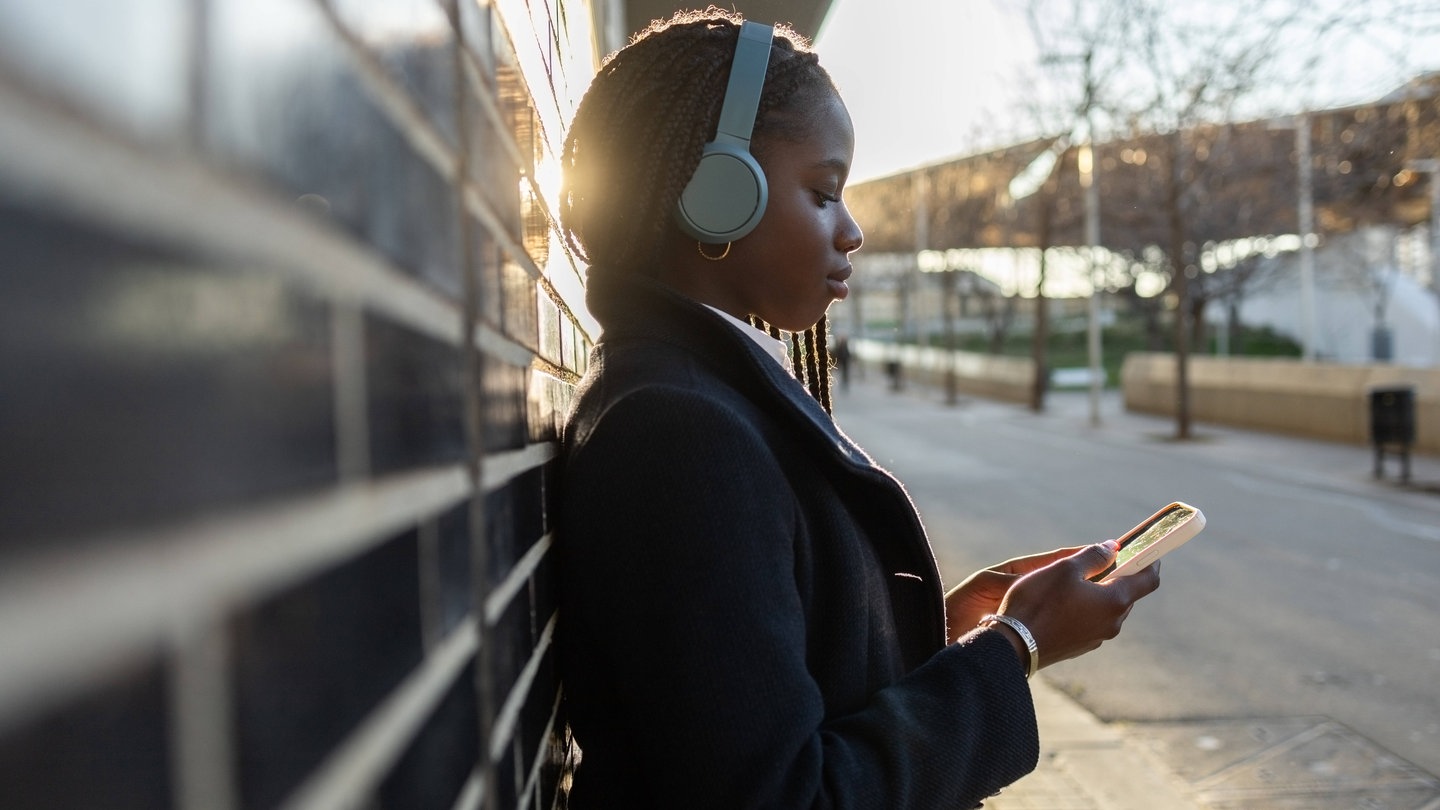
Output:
0 2 599 807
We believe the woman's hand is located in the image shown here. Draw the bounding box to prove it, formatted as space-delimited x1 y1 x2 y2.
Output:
943 546 1088 644
993 540 1162 670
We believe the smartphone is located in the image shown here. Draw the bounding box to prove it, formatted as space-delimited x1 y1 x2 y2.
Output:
1091 501 1205 583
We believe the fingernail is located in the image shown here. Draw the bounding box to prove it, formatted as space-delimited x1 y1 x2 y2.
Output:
1101 539 1120 552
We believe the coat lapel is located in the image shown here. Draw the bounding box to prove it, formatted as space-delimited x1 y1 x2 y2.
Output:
585 269 948 647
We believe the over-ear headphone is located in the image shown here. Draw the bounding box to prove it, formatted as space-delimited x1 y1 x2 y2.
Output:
674 21 775 244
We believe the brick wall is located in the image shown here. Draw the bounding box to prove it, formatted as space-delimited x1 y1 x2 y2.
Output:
0 1 597 808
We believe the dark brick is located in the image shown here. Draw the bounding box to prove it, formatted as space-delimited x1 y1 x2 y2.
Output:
366 316 467 475
437 501 475 637
231 532 423 810
377 661 480 810
0 202 336 549
0 659 172 810
483 469 546 589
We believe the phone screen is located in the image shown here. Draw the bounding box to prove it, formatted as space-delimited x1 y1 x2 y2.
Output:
1090 503 1198 582
1114 504 1196 569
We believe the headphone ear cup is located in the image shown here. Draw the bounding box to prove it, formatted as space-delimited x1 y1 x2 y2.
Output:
675 142 768 243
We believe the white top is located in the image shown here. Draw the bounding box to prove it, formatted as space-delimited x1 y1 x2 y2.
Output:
704 305 793 375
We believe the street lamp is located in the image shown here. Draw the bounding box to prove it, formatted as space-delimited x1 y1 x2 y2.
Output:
1407 160 1440 292
1270 113 1318 362
1407 159 1440 365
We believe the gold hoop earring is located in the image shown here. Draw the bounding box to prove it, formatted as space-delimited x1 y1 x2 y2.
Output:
697 241 732 261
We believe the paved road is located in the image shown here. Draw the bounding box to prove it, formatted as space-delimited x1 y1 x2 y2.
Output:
831 372 1440 787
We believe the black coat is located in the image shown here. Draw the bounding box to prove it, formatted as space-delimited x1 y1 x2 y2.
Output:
558 270 1039 809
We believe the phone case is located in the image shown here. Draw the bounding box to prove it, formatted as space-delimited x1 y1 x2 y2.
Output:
1099 501 1205 582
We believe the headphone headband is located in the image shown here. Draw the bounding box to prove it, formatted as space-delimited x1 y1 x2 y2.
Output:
713 22 774 147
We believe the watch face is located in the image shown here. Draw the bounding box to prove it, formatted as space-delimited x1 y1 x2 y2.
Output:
1115 504 1195 568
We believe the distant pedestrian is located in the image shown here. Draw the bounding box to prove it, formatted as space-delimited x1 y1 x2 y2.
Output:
886 356 903 391
555 10 1162 808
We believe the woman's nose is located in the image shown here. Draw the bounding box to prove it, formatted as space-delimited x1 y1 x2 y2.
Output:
838 206 863 253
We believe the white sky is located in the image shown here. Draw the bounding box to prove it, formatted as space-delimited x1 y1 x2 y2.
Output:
814 0 1440 184
814 0 1040 182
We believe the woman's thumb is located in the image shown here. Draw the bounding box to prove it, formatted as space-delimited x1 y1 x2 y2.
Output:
1078 539 1121 579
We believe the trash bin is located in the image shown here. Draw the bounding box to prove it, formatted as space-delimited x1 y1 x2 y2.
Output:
1369 385 1415 482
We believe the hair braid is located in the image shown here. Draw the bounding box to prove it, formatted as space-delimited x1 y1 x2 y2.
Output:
813 317 833 413
740 317 833 414
789 331 805 387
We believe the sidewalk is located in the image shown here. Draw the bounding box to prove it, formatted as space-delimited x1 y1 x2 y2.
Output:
833 370 1440 810
840 370 1440 510
987 679 1202 810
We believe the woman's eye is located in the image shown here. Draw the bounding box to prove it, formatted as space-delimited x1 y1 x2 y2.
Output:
814 190 839 206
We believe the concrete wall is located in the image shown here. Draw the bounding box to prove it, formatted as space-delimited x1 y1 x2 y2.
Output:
853 339 1035 404
1122 353 1440 455
1206 227 1440 367
0 1 593 808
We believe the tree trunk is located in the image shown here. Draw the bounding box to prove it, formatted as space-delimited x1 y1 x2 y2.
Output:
1190 294 1208 352
1228 299 1241 355
1143 300 1163 350
1030 194 1052 413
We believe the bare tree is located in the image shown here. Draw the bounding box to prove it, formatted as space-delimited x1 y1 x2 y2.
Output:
1017 0 1383 437
1116 0 1331 437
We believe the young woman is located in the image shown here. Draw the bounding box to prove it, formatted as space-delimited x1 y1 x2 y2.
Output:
556 11 1161 808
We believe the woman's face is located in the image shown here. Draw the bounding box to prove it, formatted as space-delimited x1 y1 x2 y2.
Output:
704 89 864 332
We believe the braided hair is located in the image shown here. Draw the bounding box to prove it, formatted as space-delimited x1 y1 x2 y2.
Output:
560 10 840 412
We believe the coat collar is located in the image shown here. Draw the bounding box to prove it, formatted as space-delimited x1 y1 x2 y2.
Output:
586 268 871 469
